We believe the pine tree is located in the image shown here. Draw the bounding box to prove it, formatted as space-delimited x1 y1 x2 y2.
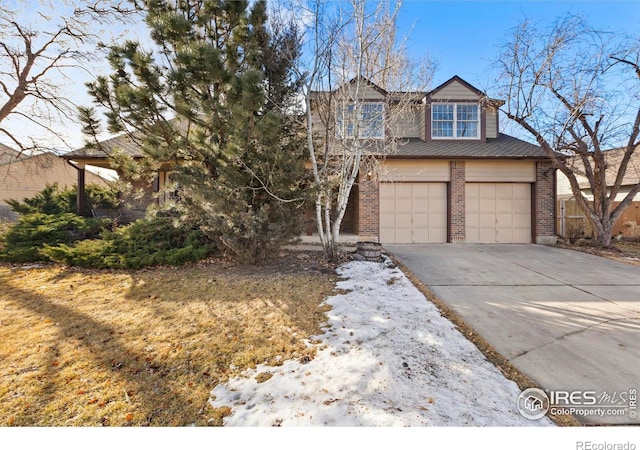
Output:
82 0 307 263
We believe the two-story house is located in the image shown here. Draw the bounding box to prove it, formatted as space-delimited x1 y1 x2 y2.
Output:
322 75 557 245
63 75 557 244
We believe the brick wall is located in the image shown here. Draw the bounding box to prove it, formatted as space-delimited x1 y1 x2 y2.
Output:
449 161 466 242
340 184 359 234
357 171 379 241
535 161 557 243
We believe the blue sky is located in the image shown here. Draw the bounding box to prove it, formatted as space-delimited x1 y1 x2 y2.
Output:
397 1 640 90
2 1 640 150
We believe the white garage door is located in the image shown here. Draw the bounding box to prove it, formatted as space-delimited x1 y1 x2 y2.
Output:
380 183 447 244
466 183 531 243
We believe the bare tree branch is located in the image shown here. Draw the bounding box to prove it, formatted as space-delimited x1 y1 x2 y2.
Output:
0 1 142 151
496 14 640 246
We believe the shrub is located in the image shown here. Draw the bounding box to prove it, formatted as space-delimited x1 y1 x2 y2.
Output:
6 183 120 215
0 213 110 263
41 216 216 269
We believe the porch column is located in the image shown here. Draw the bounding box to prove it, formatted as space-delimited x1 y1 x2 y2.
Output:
76 162 87 216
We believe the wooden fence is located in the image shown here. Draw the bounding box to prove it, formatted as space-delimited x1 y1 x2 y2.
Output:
557 199 640 239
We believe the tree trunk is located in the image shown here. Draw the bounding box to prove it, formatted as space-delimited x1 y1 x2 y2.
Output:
589 216 613 247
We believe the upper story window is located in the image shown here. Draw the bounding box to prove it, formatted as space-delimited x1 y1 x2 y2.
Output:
337 103 384 139
432 103 479 139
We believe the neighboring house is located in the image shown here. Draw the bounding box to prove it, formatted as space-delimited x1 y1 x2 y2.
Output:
314 75 556 244
556 146 640 202
556 146 640 237
0 150 109 219
0 143 21 165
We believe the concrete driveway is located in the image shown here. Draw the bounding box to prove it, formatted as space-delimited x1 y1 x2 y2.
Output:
386 244 640 425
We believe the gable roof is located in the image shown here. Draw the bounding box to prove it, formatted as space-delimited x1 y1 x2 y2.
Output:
311 76 428 103
426 75 505 108
429 75 485 97
381 134 548 159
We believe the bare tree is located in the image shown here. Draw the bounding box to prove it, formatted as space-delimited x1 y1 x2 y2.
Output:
282 0 434 260
496 14 640 247
0 0 138 154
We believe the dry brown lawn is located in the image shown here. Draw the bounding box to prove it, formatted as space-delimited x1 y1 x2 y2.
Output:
0 253 337 426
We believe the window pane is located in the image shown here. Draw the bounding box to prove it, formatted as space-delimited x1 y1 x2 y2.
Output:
433 121 453 137
457 104 478 121
457 121 477 137
432 104 454 137
336 103 383 138
361 103 383 138
433 104 453 120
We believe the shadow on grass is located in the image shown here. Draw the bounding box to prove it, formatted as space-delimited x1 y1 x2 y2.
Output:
0 276 201 426
0 259 337 426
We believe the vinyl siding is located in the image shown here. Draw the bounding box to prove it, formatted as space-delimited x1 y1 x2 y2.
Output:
485 109 498 139
388 106 422 139
430 80 481 100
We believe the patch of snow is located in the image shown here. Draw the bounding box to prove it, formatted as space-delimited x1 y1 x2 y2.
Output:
210 261 554 426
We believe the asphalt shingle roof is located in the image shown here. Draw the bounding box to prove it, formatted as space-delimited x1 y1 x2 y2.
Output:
62 133 144 159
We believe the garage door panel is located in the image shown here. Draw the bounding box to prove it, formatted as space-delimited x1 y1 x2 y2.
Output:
412 228 430 243
513 183 531 198
380 185 395 199
380 182 447 244
514 199 530 214
380 198 396 212
513 228 531 243
496 199 513 213
380 228 395 243
412 199 429 213
513 213 531 228
395 184 412 197
496 213 513 227
396 213 412 229
466 183 531 244
479 228 497 242
396 198 412 213
466 212 479 228
497 228 513 243
479 183 495 196
479 198 494 211
495 184 514 199
412 213 429 228
380 213 396 228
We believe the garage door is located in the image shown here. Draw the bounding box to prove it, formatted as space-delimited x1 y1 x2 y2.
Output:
380 183 447 243
465 183 531 243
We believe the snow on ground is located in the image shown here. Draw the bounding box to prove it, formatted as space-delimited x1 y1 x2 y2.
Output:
209 260 555 426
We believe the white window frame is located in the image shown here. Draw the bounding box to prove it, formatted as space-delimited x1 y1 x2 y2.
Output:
431 102 480 140
336 102 385 139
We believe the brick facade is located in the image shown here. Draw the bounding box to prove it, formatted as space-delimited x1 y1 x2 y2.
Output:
357 171 380 242
535 160 557 244
449 161 466 242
